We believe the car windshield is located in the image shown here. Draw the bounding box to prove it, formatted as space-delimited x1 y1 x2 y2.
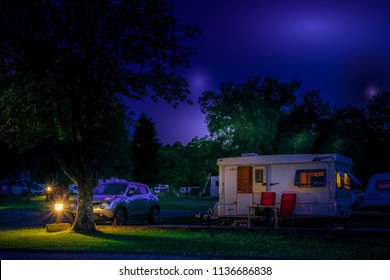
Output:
93 183 127 195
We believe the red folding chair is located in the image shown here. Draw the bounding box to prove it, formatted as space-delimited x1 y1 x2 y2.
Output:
260 191 276 206
278 193 297 227
258 192 276 227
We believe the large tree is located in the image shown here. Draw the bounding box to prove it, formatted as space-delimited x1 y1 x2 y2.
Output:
365 92 390 181
185 136 225 196
0 0 197 232
275 89 332 154
199 76 299 155
158 142 190 190
132 113 160 186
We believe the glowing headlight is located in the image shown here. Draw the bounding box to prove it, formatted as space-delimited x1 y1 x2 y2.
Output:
55 203 63 211
100 202 109 209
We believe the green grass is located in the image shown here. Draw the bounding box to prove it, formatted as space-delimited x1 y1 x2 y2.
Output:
1 195 390 259
0 226 389 259
0 196 49 211
158 194 217 211
0 194 215 212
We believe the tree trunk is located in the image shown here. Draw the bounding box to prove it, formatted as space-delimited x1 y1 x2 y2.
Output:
53 150 97 233
198 172 211 197
71 177 96 232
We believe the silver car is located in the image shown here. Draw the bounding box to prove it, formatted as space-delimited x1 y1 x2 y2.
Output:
71 181 160 225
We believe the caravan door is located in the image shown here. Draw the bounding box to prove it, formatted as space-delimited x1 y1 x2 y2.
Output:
236 166 267 215
252 166 267 204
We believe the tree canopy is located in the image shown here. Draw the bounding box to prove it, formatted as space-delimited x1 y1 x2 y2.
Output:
0 0 198 232
199 76 300 154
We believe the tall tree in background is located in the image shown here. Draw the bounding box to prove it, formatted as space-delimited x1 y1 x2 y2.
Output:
0 0 197 232
185 136 225 196
275 89 332 154
158 142 190 189
132 114 160 186
365 92 390 180
199 76 299 155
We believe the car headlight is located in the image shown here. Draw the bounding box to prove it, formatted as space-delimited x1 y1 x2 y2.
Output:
100 202 109 209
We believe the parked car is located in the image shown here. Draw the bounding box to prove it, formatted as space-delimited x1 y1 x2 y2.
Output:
45 185 69 202
154 184 169 193
0 179 44 196
179 187 190 194
71 181 160 226
179 186 201 195
30 183 45 196
1 179 28 196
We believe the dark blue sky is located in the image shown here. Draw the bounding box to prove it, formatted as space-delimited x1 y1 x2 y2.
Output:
127 0 390 144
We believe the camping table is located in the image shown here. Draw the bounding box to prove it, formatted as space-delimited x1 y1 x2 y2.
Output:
247 205 278 228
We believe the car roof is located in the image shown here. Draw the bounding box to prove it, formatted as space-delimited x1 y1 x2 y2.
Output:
100 181 149 187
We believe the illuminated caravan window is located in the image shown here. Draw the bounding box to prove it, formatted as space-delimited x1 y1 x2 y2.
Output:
336 171 342 188
295 169 327 188
343 173 351 189
336 171 357 189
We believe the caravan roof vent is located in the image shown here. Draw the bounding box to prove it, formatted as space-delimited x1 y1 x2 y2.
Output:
241 153 259 157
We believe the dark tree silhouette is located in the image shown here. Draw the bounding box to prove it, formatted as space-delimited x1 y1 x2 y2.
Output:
0 0 198 232
132 113 160 186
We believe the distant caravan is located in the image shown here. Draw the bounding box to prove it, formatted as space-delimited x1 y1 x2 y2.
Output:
362 172 390 208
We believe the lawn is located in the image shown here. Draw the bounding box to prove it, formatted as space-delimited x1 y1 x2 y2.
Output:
158 193 217 211
0 196 50 211
1 195 390 259
0 193 215 212
0 226 389 259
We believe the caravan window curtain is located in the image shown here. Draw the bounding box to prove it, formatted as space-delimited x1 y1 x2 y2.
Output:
237 166 252 193
295 169 327 188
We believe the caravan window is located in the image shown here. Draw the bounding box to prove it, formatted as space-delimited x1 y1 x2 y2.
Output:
343 173 351 189
336 171 342 188
336 171 356 189
376 180 390 191
295 169 327 188
254 169 264 183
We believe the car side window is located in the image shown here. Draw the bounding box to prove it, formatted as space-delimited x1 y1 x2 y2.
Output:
128 186 139 195
137 185 148 194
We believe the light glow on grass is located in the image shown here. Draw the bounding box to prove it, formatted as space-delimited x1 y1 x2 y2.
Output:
0 227 389 259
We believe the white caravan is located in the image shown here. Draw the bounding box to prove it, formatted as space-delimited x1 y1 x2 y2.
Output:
362 172 390 207
215 154 361 219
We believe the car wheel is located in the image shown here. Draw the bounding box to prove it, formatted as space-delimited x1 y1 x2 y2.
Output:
149 206 160 224
113 208 127 226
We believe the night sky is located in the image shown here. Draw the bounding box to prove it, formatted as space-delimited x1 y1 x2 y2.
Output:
127 0 390 144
